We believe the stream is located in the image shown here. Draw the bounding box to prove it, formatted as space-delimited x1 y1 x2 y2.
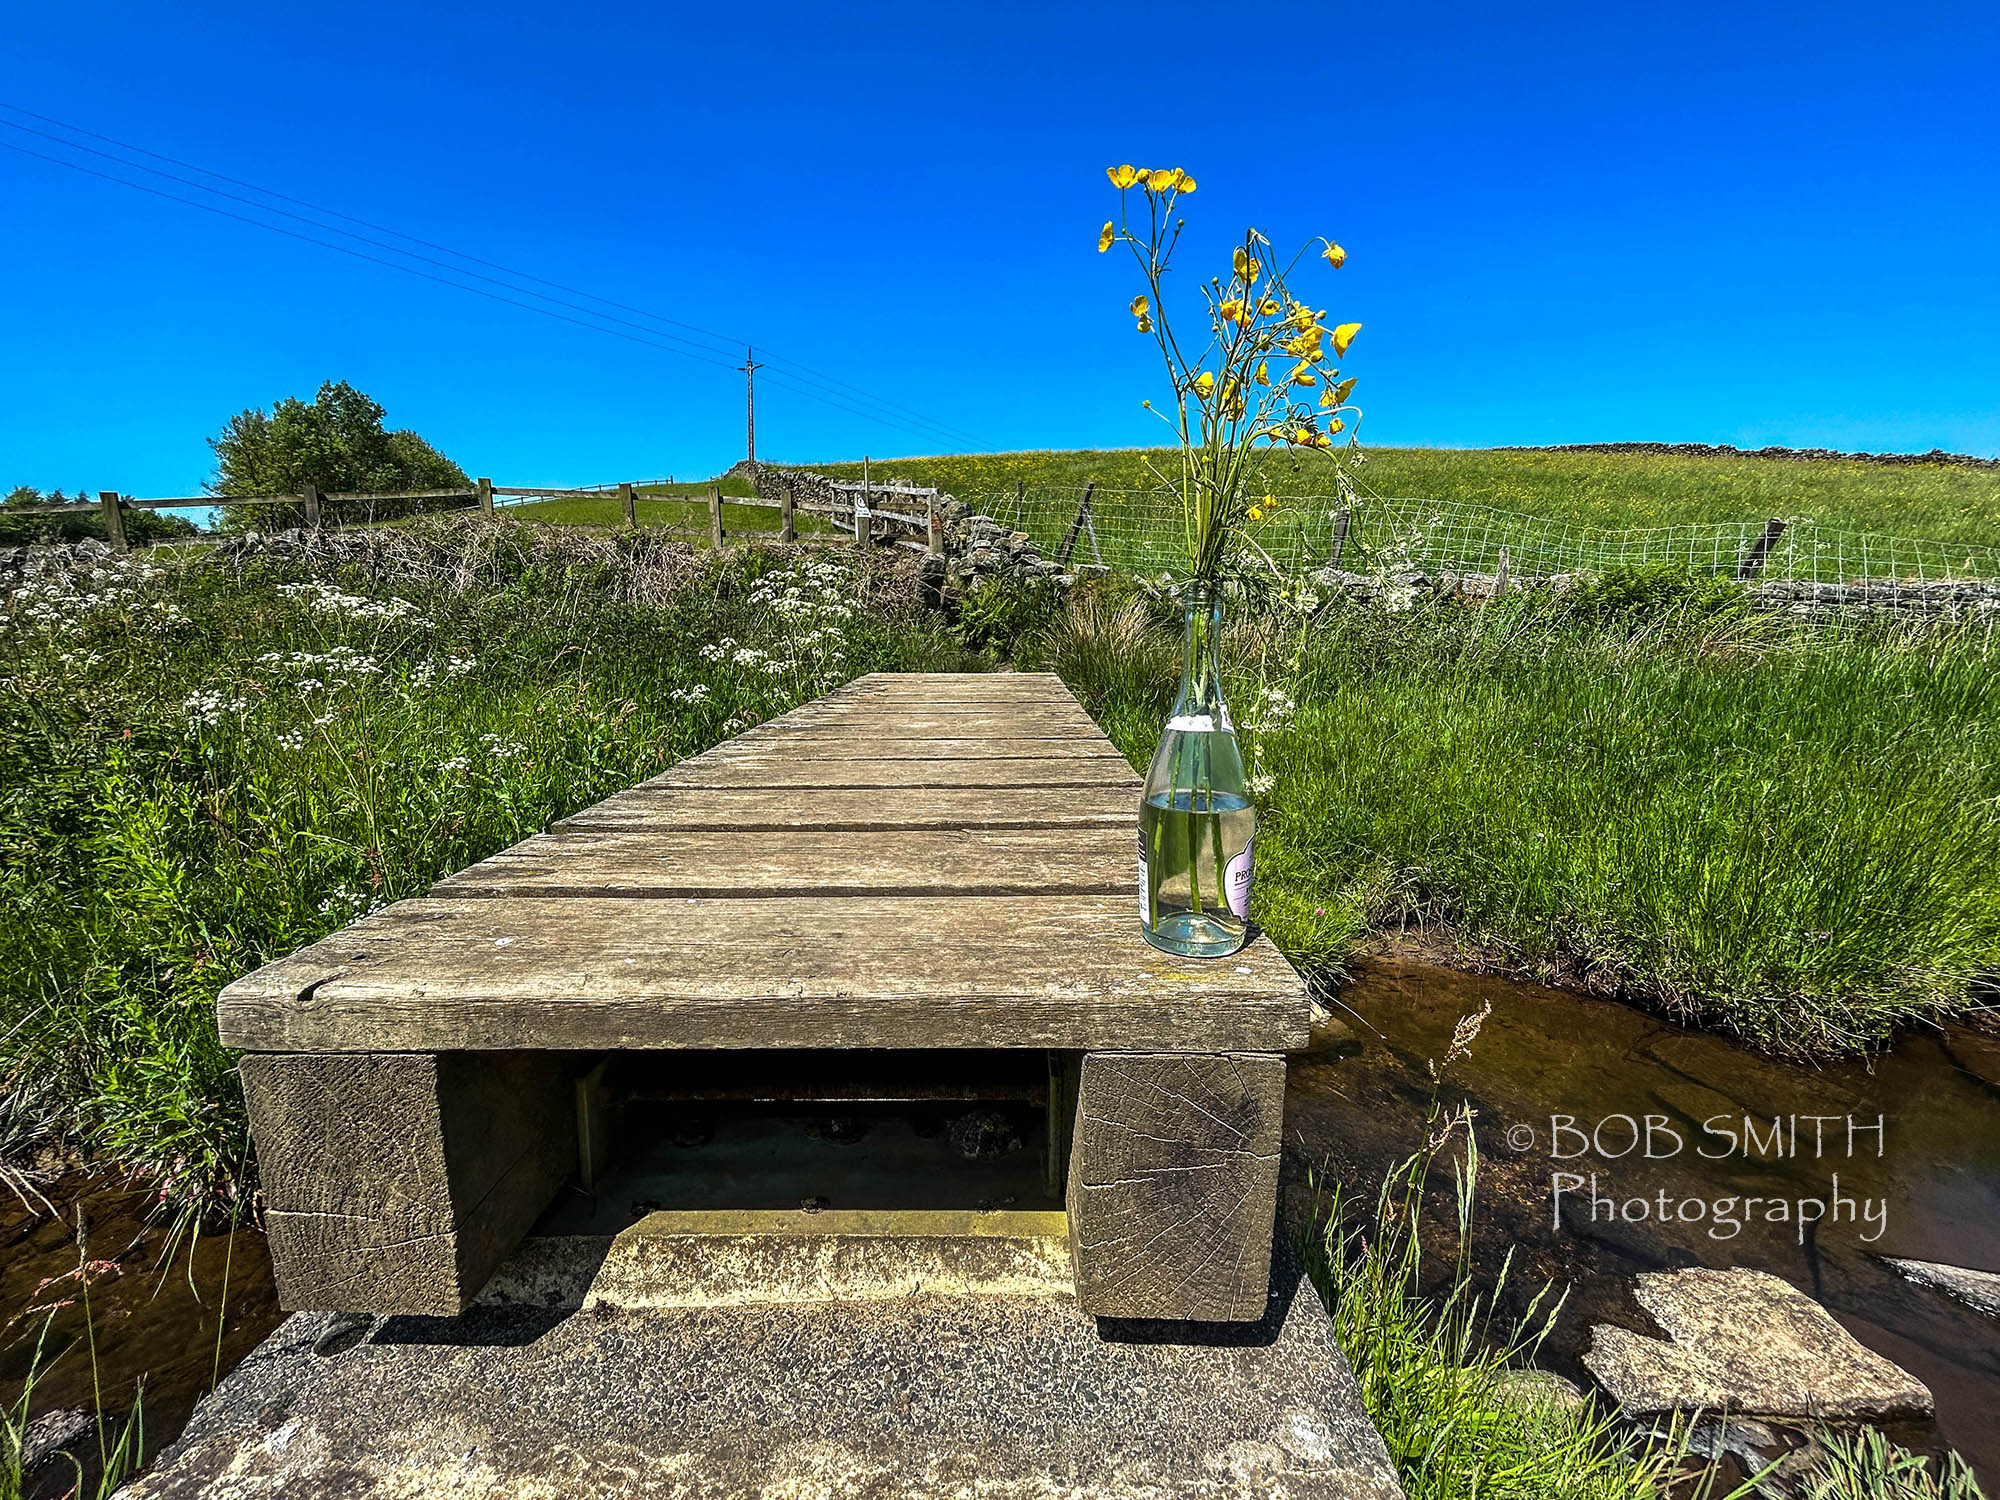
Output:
6 957 1997 1488
1287 954 2000 1485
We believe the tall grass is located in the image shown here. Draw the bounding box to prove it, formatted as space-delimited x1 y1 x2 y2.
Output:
1033 579 2000 1055
0 521 978 1229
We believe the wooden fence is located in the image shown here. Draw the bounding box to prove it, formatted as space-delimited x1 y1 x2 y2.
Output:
3 474 950 559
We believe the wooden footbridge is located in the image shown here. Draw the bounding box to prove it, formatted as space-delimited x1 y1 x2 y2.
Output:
221 671 1311 1325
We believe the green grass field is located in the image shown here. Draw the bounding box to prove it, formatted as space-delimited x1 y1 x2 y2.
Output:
805 445 2000 548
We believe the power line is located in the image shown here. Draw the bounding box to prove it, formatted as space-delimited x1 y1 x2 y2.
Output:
0 102 966 440
0 105 982 448
0 137 969 446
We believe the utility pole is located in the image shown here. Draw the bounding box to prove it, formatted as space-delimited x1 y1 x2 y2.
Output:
739 346 763 466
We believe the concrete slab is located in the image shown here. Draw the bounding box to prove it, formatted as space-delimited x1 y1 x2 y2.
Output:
122 1233 1401 1500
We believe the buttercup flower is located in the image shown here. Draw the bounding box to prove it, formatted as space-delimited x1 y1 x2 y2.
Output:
1333 322 1363 356
1192 371 1215 400
1107 164 1140 189
1321 240 1348 269
1232 247 1260 285
1099 221 1115 252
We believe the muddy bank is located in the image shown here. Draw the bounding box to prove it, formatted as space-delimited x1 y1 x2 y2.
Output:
1283 954 2000 1485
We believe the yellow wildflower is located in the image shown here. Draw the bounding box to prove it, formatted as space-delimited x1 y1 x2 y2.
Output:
1136 313 1154 332
1292 305 1316 331
1253 360 1270 386
1193 371 1216 400
1099 221 1115 253
1333 376 1357 404
1321 239 1347 269
1295 428 1314 445
1219 298 1245 324
1332 322 1362 356
1232 247 1260 285
1313 431 1335 448
1179 174 1196 193
1131 294 1150 318
1290 364 1317 387
1327 417 1346 434
1246 505 1263 522
1260 298 1281 316
1107 165 1140 189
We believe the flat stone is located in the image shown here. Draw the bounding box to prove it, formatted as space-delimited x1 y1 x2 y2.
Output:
1582 1268 1932 1421
125 1234 1403 1500
1880 1257 2000 1318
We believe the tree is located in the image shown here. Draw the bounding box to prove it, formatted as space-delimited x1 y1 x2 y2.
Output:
0 485 196 546
209 381 470 527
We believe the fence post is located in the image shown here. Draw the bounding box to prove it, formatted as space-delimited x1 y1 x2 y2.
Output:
302 482 322 531
927 490 943 557
477 476 494 516
856 458 871 544
780 477 796 543
1015 480 1025 527
1056 482 1096 568
1494 545 1511 597
619 482 637 530
96 491 129 554
1734 518 1787 580
709 484 724 550
1327 509 1351 570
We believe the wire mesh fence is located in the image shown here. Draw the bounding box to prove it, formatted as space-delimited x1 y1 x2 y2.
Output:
958 485 2000 616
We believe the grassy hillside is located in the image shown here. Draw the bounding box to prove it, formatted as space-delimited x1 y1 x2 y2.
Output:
803 445 2000 546
497 477 837 538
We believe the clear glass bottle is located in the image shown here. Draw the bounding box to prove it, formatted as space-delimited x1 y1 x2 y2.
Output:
1140 584 1256 957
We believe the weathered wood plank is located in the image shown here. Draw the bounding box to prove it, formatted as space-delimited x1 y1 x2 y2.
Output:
731 710 1106 738
217 897 1310 1054
242 1051 577 1314
1066 1052 1287 1323
553 782 1137 832
702 737 1127 762
433 825 1131 897
648 758 1141 790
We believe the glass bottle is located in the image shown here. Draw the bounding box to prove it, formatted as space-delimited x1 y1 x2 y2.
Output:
1139 584 1256 956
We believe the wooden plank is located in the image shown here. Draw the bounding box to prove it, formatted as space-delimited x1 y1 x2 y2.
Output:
1067 1052 1286 1323
432 825 1131 897
242 1051 577 1314
735 715 1106 739
703 737 1127 762
553 782 1137 832
648 760 1140 790
216 896 1310 1054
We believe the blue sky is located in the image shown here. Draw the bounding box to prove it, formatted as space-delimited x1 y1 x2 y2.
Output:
4 1 1998 498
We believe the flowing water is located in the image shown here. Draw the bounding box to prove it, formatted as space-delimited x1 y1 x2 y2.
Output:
1285 954 2000 1484
1 1175 280 1477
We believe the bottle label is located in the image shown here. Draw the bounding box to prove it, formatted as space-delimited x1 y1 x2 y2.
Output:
1165 713 1216 733
1137 829 1151 923
1225 836 1256 918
